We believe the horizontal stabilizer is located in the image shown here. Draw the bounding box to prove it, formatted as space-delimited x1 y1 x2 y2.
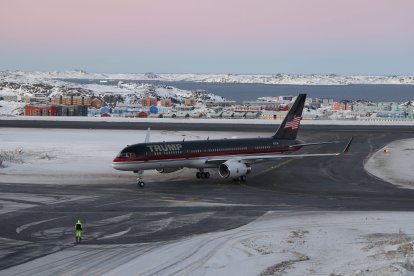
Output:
342 137 353 154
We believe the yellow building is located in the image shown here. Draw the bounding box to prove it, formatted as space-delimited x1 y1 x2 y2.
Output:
160 98 172 107
184 97 196 106
51 96 101 108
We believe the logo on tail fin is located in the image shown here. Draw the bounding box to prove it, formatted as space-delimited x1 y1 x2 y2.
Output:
273 94 306 140
284 116 302 130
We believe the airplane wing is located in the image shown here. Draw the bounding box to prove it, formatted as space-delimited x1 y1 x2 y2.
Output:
288 141 340 148
206 137 353 165
205 152 340 165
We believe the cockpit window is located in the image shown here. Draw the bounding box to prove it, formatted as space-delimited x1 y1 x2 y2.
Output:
117 152 136 158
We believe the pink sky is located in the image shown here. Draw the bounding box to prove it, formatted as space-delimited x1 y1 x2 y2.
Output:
0 0 413 73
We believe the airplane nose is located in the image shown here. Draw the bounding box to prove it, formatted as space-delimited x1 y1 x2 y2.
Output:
112 157 124 170
112 157 136 171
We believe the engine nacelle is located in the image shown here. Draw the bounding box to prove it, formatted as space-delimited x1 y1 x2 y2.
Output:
156 167 183 173
218 160 251 178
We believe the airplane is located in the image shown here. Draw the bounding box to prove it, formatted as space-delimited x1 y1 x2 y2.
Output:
112 94 352 187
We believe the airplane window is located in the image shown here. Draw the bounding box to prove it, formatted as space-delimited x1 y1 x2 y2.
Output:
118 152 137 158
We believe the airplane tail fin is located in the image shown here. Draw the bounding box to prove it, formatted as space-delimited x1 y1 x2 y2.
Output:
272 94 306 140
145 128 151 143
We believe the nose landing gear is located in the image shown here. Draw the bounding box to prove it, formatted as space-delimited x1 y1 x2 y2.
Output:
135 170 145 188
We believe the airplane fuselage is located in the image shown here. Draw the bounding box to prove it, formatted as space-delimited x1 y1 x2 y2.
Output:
112 137 302 171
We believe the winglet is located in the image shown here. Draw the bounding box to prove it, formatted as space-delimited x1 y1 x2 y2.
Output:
342 137 353 154
145 128 151 143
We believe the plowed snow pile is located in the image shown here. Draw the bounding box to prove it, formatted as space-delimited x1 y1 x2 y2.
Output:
365 139 414 189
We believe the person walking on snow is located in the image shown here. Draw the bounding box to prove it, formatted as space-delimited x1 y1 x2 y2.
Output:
75 219 83 243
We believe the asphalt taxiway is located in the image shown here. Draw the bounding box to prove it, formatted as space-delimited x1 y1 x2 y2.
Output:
1 122 414 269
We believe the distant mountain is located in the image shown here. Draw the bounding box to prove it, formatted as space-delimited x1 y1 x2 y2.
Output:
2 70 413 85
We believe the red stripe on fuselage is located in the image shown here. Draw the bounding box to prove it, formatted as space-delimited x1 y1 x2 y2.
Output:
112 147 299 163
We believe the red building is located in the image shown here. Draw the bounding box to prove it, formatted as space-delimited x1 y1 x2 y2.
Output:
137 111 148 118
140 98 158 107
25 105 57 116
331 102 353 111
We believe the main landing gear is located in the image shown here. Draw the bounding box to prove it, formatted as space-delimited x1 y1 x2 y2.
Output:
232 175 247 182
196 169 210 179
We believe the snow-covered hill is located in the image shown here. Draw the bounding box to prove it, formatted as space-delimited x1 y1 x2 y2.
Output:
0 71 226 106
2 70 413 85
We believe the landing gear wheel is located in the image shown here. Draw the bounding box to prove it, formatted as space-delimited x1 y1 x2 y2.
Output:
205 172 210 179
196 172 201 179
137 181 145 188
240 175 247 182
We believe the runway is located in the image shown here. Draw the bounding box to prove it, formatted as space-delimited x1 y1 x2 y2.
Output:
1 122 414 270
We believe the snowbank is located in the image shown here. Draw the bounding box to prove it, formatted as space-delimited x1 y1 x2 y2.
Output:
365 139 414 189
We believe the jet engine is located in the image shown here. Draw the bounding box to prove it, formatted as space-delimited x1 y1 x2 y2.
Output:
156 167 183 173
218 160 251 178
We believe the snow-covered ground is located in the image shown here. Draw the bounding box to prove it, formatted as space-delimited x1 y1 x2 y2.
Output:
0 100 25 116
2 128 414 275
3 211 414 275
365 139 414 190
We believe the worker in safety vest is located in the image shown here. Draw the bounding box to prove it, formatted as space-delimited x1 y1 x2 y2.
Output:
75 219 83 242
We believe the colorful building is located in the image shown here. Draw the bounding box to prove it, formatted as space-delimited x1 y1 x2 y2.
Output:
140 98 158 107
24 104 88 116
331 102 353 111
184 97 197 106
25 105 57 116
160 98 172 107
